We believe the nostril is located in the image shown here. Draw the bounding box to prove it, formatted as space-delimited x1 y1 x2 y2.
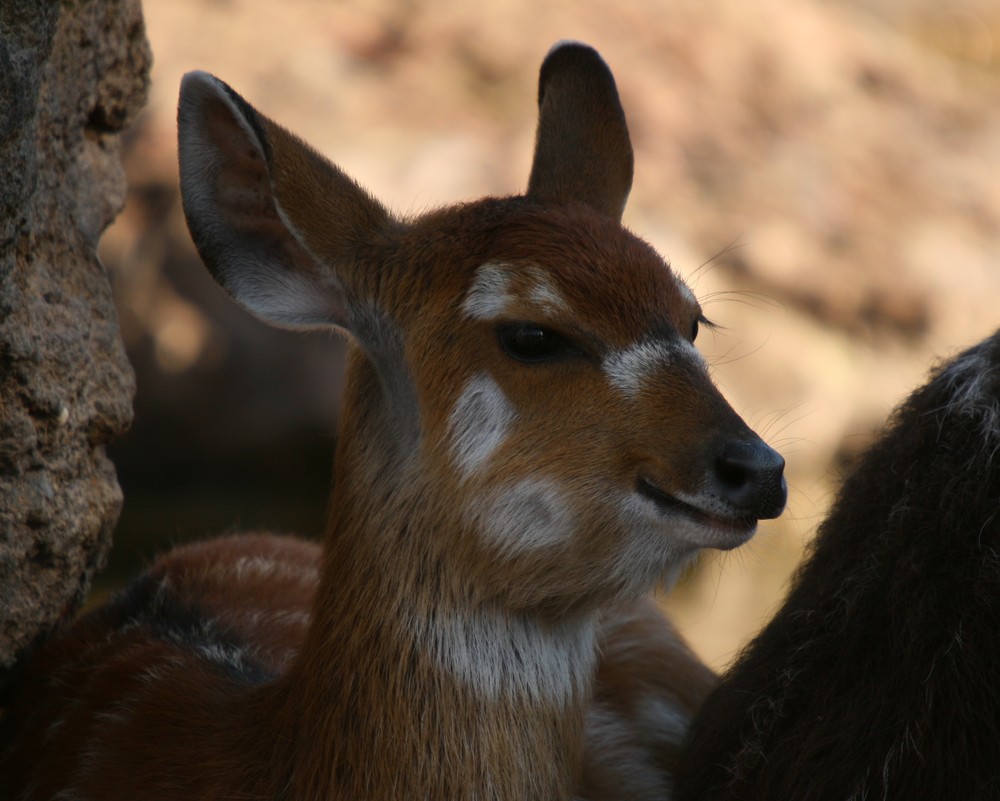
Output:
716 448 754 490
714 440 787 519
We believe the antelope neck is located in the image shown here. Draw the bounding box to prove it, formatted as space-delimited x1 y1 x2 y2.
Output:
266 450 598 799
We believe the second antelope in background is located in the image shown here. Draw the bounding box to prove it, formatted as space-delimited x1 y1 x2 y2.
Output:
676 331 1000 798
0 42 785 800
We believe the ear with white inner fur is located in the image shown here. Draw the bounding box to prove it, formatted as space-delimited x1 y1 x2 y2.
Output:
177 71 394 332
526 42 634 222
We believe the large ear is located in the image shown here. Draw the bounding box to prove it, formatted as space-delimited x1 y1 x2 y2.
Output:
526 42 634 222
177 71 394 331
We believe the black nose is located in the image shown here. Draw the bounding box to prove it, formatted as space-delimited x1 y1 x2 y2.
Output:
714 439 787 520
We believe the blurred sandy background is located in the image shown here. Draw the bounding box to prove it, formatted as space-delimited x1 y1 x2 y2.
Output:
99 0 1000 671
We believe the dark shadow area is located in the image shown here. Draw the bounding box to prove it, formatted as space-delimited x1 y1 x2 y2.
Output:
99 119 346 592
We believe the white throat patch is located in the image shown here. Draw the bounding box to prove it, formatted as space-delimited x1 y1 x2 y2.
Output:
420 607 597 704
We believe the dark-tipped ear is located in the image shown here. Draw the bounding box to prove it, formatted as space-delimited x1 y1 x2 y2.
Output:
177 71 393 332
526 42 634 221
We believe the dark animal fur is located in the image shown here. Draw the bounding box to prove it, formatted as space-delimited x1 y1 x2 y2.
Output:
676 330 1000 800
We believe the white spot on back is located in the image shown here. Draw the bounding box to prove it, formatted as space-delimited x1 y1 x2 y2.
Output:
228 555 319 585
51 790 86 801
449 373 516 476
195 642 254 673
478 478 575 556
233 608 310 631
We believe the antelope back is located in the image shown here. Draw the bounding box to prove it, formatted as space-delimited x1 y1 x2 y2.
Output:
677 331 1000 801
178 42 786 615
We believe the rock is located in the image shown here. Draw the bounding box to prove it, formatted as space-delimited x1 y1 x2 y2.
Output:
0 0 150 679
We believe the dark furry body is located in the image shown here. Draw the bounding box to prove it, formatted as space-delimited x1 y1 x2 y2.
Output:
676 331 1000 800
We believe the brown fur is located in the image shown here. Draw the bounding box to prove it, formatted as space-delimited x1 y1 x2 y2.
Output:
0 43 784 800
581 598 718 800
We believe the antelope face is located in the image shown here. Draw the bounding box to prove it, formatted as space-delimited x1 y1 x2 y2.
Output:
177 42 786 616
408 202 786 611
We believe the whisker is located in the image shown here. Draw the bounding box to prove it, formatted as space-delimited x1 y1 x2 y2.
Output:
700 289 786 314
705 334 772 367
684 238 747 290
752 400 816 441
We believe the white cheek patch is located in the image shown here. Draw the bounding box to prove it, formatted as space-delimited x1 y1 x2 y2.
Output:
479 478 576 557
449 373 517 476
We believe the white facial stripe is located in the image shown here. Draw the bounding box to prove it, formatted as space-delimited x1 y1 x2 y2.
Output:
463 261 571 321
604 341 675 396
421 608 597 703
604 339 707 397
463 260 515 320
479 478 575 557
523 266 570 314
449 373 516 476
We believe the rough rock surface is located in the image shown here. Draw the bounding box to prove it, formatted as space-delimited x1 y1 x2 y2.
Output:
0 0 150 678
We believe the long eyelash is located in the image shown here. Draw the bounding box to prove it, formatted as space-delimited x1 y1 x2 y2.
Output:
698 314 720 332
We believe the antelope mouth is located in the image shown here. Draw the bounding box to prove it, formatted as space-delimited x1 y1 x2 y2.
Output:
636 477 757 548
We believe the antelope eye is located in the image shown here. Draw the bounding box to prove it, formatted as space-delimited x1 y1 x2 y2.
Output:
497 323 582 364
690 314 713 343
